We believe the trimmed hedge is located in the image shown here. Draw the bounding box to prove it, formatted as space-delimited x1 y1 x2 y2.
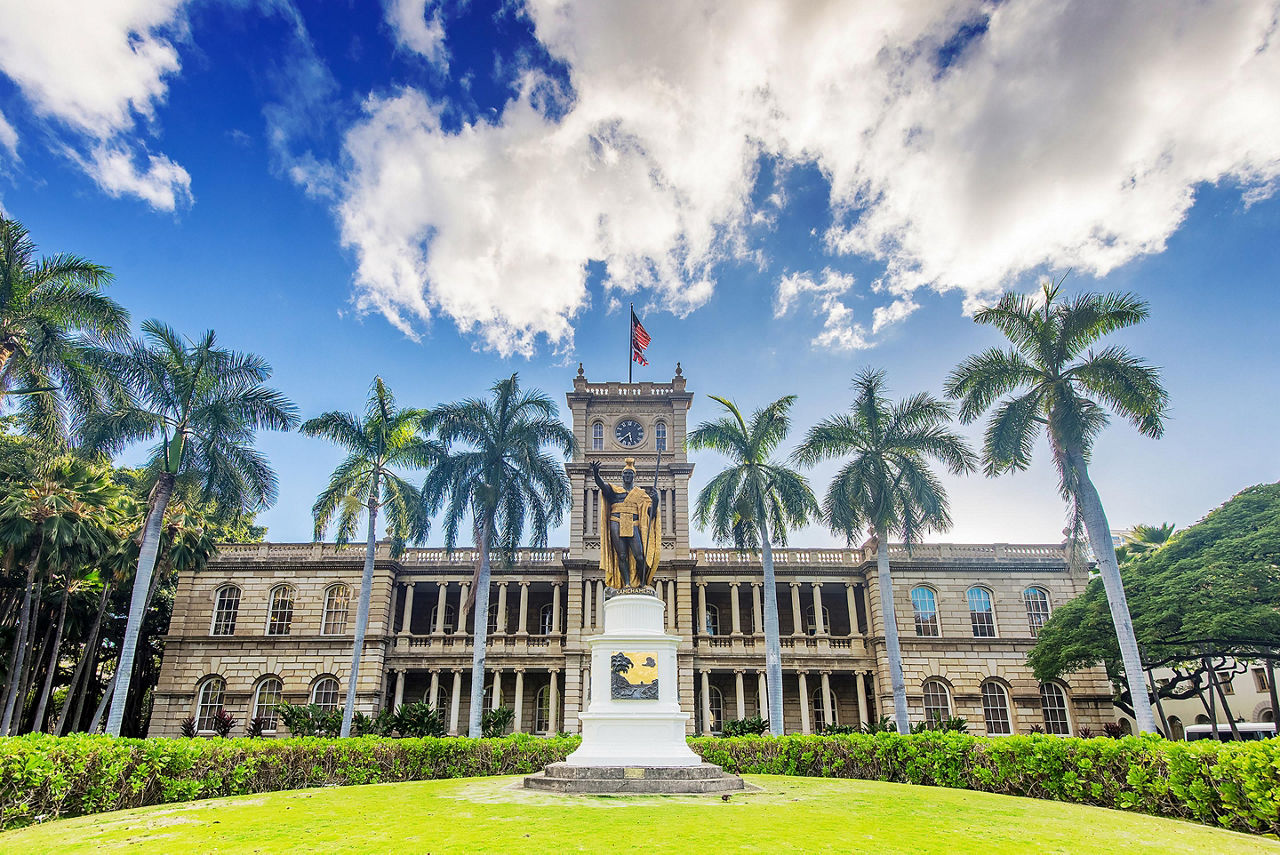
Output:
694 732 1280 836
1 732 1277 835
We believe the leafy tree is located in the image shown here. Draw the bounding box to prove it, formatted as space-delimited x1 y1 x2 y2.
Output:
687 395 819 737
1030 483 1280 717
0 216 128 445
302 377 439 737
85 321 297 736
795 369 975 733
423 375 574 738
945 279 1169 733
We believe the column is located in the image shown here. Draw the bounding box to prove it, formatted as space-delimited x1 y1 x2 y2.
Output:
697 582 709 636
513 670 525 732
798 672 811 734
495 582 509 635
492 670 503 710
582 668 591 706
449 670 462 735
582 580 593 629
855 671 869 726
400 583 415 635
751 583 763 635
664 581 675 630
790 583 804 636
457 582 471 635
428 670 440 710
846 582 860 636
517 581 530 636
552 583 562 635
548 670 560 734
392 669 405 710
730 583 742 636
735 670 746 719
820 671 833 727
812 583 825 635
434 582 448 634
701 670 713 734
595 580 605 627
757 671 767 719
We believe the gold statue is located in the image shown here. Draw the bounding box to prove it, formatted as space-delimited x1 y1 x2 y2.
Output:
591 456 661 589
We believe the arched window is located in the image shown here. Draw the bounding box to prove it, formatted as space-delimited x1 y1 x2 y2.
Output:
539 602 555 635
425 681 448 712
805 606 832 637
430 604 456 634
535 685 551 733
311 676 340 710
322 584 350 635
1118 718 1133 735
592 421 604 451
981 681 1012 735
1023 587 1051 636
922 679 951 724
967 587 996 638
1039 682 1071 735
195 676 226 733
911 587 940 637
211 585 241 636
1194 714 1210 725
704 603 720 636
253 678 283 732
1168 715 1185 740
706 686 724 734
811 686 839 727
655 421 667 451
487 603 501 635
266 584 295 635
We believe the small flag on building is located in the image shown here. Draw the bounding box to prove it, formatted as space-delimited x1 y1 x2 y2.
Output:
631 308 651 367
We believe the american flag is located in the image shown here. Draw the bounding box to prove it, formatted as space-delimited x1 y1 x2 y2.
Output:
631 309 650 366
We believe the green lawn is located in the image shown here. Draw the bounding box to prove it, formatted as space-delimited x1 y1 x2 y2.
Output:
3 775 1276 854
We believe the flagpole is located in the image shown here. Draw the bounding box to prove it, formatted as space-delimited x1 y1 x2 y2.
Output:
629 302 633 384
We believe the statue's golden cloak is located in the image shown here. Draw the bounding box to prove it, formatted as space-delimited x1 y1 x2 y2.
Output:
600 485 662 588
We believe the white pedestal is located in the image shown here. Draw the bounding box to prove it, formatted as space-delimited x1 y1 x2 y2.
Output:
565 593 701 767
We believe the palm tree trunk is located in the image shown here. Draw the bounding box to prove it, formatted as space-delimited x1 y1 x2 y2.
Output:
1063 445 1157 734
19 610 52 733
106 471 175 736
32 575 71 731
56 583 111 735
758 516 784 736
1 532 43 734
341 492 380 738
468 517 493 738
877 531 910 734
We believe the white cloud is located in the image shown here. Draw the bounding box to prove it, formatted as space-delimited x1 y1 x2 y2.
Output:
0 110 17 158
384 0 448 68
84 144 192 211
774 269 873 351
333 0 1280 354
0 0 192 209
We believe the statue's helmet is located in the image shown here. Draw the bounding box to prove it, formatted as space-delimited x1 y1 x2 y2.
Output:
623 457 636 473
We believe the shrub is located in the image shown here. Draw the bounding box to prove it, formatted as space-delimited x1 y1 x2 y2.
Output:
1102 722 1125 738
275 704 341 738
210 711 237 738
245 717 269 739
817 722 860 735
482 707 515 738
179 717 196 738
723 716 769 737
395 703 447 738
861 715 895 734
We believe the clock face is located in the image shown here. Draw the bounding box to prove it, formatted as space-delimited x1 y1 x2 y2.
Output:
614 419 645 447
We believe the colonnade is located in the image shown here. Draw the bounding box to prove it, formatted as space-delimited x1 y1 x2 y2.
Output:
696 667 874 734
385 666 562 735
396 580 565 637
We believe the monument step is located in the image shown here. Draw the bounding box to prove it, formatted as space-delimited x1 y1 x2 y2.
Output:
523 763 745 794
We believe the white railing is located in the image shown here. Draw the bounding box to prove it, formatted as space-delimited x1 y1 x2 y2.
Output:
581 382 677 396
694 543 1067 566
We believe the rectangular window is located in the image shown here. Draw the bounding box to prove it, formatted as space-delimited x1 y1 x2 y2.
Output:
1254 668 1269 692
211 587 240 636
1217 671 1235 694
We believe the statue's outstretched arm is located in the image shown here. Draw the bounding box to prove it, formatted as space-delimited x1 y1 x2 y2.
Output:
589 460 617 501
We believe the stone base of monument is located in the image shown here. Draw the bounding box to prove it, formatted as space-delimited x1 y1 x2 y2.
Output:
523 762 744 794
524 592 744 794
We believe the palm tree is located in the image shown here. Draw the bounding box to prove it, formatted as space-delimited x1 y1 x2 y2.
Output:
423 375 574 738
794 370 976 734
944 280 1168 733
84 320 298 736
0 216 128 444
687 395 818 737
1118 522 1176 564
303 378 439 737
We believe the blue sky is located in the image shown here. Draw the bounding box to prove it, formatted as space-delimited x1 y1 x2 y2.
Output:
1 1 1277 547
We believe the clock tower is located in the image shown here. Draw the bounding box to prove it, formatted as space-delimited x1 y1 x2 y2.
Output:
565 363 694 562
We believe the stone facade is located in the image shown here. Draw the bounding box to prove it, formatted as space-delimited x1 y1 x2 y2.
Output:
151 369 1113 737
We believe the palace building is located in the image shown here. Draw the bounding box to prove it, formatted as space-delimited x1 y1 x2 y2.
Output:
151 367 1114 738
